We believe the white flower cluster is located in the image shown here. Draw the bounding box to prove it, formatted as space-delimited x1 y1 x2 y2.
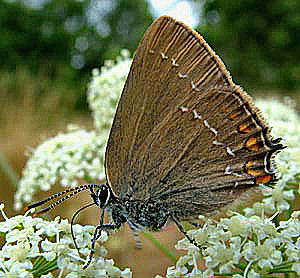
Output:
87 49 132 130
0 204 131 278
160 211 300 278
15 51 132 210
15 126 105 210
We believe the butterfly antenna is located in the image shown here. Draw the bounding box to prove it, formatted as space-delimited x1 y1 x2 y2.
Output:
25 185 96 216
71 202 95 256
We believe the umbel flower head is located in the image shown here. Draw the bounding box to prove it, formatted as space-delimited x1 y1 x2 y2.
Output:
14 50 132 210
9 50 300 277
0 204 131 277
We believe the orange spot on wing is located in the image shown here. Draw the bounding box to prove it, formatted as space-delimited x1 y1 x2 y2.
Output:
229 111 239 120
246 137 259 151
221 107 239 120
239 123 252 133
245 161 254 169
256 175 272 185
247 169 264 177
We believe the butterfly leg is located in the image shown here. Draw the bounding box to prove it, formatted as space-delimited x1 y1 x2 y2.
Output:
171 214 202 250
83 208 121 269
83 223 119 269
128 222 143 249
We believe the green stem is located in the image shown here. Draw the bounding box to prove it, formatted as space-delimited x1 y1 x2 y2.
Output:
288 199 293 219
32 256 46 270
214 272 243 276
32 257 58 276
0 152 19 188
273 212 279 227
270 262 294 271
142 231 177 264
268 269 296 274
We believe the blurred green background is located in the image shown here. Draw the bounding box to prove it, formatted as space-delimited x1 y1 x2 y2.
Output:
1 0 300 100
0 0 299 277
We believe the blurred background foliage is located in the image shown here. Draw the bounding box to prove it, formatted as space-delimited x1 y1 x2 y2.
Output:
1 0 299 105
201 0 300 91
0 0 299 276
0 0 153 108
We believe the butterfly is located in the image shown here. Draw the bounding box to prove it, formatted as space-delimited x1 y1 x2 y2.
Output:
27 16 284 268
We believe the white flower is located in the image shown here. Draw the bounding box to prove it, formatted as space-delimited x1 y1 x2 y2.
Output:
0 204 130 277
204 238 241 272
87 50 131 130
220 214 250 237
248 216 277 241
242 239 282 269
66 257 132 278
176 255 193 275
244 201 276 217
183 268 213 278
247 269 260 278
15 127 105 209
292 262 300 275
41 274 54 278
166 266 180 278
0 269 34 278
0 241 34 271
285 236 300 264
279 212 300 242
261 184 294 212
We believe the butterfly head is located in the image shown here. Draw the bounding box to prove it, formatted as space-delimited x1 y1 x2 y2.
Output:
91 183 113 208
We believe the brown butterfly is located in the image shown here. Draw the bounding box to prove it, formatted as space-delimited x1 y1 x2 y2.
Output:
27 16 284 268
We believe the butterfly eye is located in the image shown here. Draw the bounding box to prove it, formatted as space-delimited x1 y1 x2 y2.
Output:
96 184 111 208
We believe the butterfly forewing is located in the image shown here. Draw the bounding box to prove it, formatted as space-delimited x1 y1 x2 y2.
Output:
105 16 282 218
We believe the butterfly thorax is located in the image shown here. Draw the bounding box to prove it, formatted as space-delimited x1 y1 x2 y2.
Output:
109 199 169 232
